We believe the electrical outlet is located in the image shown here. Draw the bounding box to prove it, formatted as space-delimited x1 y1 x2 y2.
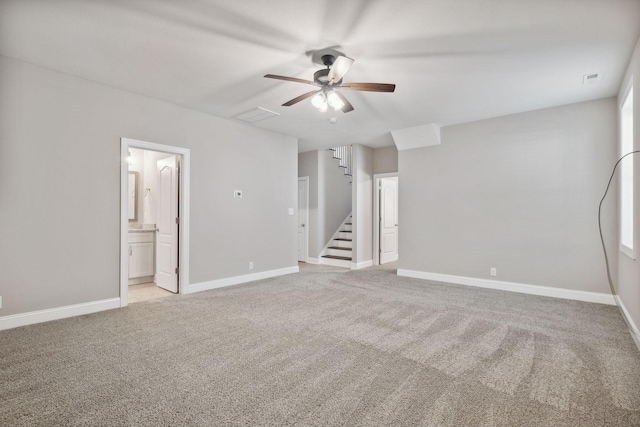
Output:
288 208 294 215
0 296 3 308
249 262 253 270
490 268 497 277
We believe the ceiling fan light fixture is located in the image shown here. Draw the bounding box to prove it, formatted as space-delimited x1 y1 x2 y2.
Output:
327 55 354 84
311 92 328 112
327 90 345 111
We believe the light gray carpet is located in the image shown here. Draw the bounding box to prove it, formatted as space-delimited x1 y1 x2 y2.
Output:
1 269 639 426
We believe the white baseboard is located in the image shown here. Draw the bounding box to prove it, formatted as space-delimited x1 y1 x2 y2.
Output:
128 276 154 285
305 257 320 265
0 298 121 331
614 295 640 351
319 257 351 268
397 269 616 306
187 266 299 294
351 260 373 270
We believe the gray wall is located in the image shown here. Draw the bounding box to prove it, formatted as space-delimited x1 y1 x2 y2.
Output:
0 55 298 317
353 144 374 264
617 36 640 331
399 98 618 293
373 145 398 174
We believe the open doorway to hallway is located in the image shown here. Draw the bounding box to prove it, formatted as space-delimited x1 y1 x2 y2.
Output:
120 138 191 307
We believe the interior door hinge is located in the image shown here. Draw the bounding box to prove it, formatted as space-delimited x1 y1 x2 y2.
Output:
175 217 180 224
175 267 179 274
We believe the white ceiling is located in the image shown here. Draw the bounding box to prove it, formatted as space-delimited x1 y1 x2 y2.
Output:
1 0 639 152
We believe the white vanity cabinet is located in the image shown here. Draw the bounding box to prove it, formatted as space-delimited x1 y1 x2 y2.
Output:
128 231 155 284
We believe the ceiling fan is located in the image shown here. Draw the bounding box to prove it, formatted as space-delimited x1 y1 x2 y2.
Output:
264 53 395 113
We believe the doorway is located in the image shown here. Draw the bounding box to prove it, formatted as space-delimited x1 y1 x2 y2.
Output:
298 176 309 262
373 173 399 265
120 138 190 307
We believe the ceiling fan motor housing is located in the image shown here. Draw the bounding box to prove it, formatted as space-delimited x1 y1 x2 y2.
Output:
321 54 335 66
314 56 343 85
314 69 330 84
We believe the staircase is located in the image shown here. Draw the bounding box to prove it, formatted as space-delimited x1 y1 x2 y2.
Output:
321 214 352 268
330 145 353 183
320 145 353 268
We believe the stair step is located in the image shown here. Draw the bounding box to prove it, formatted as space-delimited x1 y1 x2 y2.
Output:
345 223 352 225
334 238 352 242
322 255 352 261
328 246 351 251
340 230 352 233
331 240 352 249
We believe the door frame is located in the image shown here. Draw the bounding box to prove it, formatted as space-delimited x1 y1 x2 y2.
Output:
120 138 191 307
298 176 309 263
373 172 399 266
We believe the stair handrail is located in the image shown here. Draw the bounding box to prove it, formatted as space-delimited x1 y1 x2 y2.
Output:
329 145 352 183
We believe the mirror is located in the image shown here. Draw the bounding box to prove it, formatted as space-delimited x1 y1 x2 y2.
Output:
128 172 139 221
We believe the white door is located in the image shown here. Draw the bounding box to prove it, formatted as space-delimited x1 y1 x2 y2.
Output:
380 177 398 264
156 156 179 293
297 177 309 262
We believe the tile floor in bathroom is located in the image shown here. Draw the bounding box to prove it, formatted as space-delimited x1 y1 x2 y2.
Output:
128 282 175 303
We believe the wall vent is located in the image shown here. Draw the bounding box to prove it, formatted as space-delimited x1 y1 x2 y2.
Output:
233 107 279 123
583 73 599 85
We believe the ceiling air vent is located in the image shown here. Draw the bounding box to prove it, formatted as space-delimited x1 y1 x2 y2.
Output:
583 73 599 85
233 107 279 123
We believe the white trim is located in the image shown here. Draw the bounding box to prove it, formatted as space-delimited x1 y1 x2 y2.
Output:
373 173 399 266
619 78 636 259
128 276 154 286
0 298 120 331
351 260 373 270
620 244 636 260
305 257 320 265
615 295 640 351
187 266 299 294
121 138 191 308
320 257 351 269
397 269 616 306
298 176 310 263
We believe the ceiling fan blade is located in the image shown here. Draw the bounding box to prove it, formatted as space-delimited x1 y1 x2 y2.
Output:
333 91 354 113
264 74 317 86
327 56 354 84
341 82 396 92
282 90 320 106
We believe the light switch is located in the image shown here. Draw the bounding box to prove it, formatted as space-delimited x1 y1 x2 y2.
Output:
288 208 294 215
